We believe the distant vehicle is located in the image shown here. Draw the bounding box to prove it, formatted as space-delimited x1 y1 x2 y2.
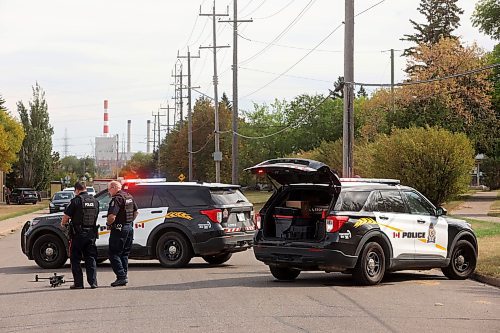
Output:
63 186 96 196
49 191 75 214
8 188 38 205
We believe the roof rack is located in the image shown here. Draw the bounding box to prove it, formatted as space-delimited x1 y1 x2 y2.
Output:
340 178 400 185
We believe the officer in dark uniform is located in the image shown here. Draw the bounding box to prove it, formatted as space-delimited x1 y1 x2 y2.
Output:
61 181 99 289
106 180 138 287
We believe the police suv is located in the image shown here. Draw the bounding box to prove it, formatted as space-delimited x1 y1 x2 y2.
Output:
21 180 255 269
246 158 478 285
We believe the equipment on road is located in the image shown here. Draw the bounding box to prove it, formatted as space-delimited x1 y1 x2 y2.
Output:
34 273 72 288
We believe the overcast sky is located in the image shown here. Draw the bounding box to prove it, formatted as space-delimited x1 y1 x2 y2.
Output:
0 0 495 157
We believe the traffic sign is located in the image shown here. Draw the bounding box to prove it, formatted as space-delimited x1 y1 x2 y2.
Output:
178 173 186 182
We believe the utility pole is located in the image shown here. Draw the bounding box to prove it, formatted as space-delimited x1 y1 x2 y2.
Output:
200 1 229 183
219 0 252 185
178 49 200 182
63 128 68 158
160 104 175 136
391 48 395 113
147 120 151 153
342 0 354 178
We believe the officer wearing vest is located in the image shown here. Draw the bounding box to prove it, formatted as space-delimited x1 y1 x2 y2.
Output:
61 181 99 289
106 180 138 287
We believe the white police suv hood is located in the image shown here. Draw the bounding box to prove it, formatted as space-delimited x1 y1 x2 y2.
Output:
245 158 341 191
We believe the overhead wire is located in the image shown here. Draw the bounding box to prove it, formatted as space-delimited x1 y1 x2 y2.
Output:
252 0 295 20
240 0 267 19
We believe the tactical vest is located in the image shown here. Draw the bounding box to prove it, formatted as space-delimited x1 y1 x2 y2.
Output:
115 191 135 224
71 193 99 229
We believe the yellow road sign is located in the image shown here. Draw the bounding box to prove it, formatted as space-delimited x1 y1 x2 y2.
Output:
178 173 186 182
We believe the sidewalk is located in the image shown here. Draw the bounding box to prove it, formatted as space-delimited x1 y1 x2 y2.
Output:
450 191 500 223
0 209 48 237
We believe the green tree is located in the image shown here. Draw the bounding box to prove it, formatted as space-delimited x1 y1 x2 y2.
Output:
356 127 474 205
16 83 54 190
0 95 24 172
472 0 500 40
357 85 368 98
401 0 464 68
120 152 155 178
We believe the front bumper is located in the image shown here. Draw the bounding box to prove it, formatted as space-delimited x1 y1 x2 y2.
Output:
253 244 358 271
193 232 254 256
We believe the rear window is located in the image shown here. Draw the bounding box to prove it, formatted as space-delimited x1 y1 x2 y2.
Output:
334 191 371 212
210 188 249 205
167 188 212 207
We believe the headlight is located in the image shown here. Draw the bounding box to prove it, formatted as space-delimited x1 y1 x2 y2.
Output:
49 203 54 207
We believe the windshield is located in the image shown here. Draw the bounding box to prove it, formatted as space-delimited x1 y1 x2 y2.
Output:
53 192 74 200
210 188 249 205
95 190 111 210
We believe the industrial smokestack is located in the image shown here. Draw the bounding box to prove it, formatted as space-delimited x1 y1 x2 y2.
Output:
147 120 151 153
127 120 131 153
103 100 109 137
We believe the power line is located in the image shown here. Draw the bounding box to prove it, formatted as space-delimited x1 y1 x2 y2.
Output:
237 32 342 53
231 91 333 140
240 0 266 18
239 0 316 65
190 133 214 154
253 0 295 20
238 66 332 83
351 63 500 87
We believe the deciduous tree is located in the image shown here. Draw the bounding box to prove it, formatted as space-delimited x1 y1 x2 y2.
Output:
0 96 24 172
472 0 500 40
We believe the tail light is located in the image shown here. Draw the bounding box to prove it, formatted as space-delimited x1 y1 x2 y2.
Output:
325 215 349 233
254 213 262 230
200 209 222 223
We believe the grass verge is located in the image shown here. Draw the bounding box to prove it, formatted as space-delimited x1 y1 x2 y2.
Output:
442 192 476 212
242 190 272 212
0 202 47 222
487 192 500 218
457 217 500 278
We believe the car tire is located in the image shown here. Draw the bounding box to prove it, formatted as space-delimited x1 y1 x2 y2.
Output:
32 201 36 205
32 234 67 269
202 252 232 265
442 240 477 280
269 266 301 281
156 232 193 268
353 242 386 285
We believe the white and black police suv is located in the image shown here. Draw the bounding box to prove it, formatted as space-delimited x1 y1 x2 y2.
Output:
22 180 255 269
246 158 478 285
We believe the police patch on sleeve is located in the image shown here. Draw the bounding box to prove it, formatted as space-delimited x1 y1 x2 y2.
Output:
110 200 115 207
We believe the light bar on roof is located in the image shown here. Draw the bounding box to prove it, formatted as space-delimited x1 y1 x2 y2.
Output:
121 178 167 184
340 178 400 185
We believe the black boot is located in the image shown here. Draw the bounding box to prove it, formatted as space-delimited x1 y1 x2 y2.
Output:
110 278 127 287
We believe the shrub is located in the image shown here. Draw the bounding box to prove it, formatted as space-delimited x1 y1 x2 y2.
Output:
482 157 500 190
357 127 474 205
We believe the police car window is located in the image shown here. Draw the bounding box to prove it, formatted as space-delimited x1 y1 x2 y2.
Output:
95 191 111 210
379 191 407 213
404 191 434 215
151 188 176 208
334 191 371 211
128 186 153 208
168 188 212 207
210 188 249 205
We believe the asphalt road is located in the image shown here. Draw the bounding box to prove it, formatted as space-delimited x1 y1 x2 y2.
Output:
0 229 499 333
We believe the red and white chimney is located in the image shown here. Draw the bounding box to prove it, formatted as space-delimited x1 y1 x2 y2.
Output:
103 100 109 137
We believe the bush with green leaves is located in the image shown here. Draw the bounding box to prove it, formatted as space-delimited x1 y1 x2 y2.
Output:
481 157 500 190
357 127 474 205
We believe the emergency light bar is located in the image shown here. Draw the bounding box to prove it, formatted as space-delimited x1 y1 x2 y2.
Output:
121 178 166 184
340 178 400 185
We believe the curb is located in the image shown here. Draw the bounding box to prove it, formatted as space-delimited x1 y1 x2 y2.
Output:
472 273 500 288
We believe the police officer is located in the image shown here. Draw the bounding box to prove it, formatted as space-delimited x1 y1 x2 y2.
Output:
106 180 138 287
60 181 99 289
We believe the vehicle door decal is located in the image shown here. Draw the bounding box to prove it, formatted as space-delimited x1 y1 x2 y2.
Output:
165 212 193 220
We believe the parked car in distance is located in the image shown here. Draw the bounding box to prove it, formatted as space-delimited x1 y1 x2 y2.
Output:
8 188 38 205
49 191 75 214
63 186 96 196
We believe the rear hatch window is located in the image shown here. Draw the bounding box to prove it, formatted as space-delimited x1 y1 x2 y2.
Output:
210 188 253 233
23 191 37 197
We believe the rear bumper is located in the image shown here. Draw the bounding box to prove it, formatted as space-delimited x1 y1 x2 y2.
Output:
253 244 358 271
193 232 254 256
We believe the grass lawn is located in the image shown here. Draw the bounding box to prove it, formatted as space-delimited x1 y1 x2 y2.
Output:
242 190 272 212
456 217 500 278
442 192 476 212
0 202 47 222
487 192 500 218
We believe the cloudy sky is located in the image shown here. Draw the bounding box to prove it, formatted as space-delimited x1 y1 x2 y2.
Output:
0 0 495 157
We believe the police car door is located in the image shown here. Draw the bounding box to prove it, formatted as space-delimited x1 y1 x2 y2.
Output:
95 190 112 248
403 190 448 259
372 190 417 260
126 185 157 247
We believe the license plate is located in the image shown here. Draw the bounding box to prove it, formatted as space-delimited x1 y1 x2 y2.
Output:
59 207 65 211
236 213 246 222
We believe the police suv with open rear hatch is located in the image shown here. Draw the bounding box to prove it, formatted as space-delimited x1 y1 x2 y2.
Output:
22 179 255 269
246 158 478 285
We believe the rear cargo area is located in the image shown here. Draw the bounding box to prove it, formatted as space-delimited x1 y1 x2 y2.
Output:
263 187 333 241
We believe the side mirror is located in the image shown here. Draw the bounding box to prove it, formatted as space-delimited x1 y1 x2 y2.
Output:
435 206 447 216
